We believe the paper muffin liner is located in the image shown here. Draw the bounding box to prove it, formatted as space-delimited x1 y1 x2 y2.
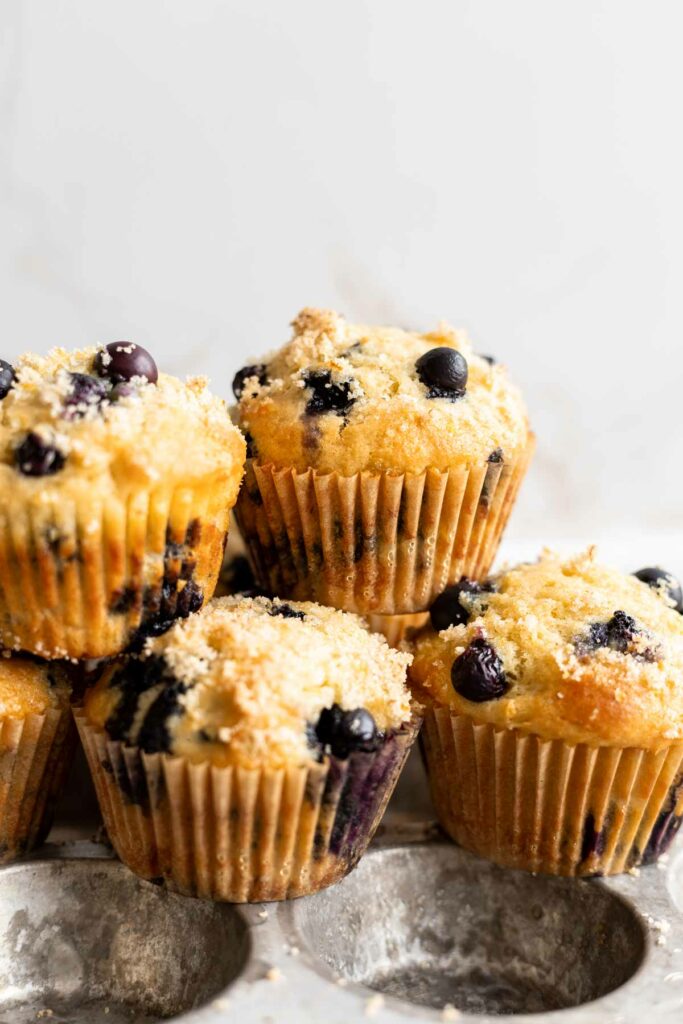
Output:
0 707 76 863
365 611 430 648
234 436 534 617
75 711 420 902
421 707 683 877
0 474 233 660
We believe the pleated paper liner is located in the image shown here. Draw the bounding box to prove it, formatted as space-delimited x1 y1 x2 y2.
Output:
234 434 534 617
366 611 430 647
0 472 232 660
421 707 683 877
75 711 421 902
0 708 76 864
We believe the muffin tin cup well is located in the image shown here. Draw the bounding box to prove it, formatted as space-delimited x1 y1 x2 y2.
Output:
0 708 76 865
74 710 420 902
234 434 534 619
421 706 683 877
0 473 232 660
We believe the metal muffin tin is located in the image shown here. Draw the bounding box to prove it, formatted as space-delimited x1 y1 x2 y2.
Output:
1 748 682 1023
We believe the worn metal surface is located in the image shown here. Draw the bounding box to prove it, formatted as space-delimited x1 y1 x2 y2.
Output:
0 750 681 1022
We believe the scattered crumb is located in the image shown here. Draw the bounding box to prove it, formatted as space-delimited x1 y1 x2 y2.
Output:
335 976 348 987
257 908 269 919
442 1006 461 1021
644 913 671 946
36 1013 54 1020
664 972 683 983
285 944 300 956
265 966 283 982
627 865 640 877
365 994 385 1017
212 996 232 1010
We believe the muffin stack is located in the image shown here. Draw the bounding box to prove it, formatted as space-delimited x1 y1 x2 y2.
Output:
0 341 245 861
4 307 680 900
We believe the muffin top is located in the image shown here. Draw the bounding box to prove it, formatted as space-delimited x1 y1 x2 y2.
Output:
0 656 71 718
84 594 413 768
0 343 245 501
410 549 683 750
233 308 530 475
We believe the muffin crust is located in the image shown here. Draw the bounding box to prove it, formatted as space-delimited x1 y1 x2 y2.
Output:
0 656 70 718
234 308 530 475
85 595 413 767
411 549 683 749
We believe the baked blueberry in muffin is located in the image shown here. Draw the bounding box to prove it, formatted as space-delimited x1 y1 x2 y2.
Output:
232 308 534 626
0 342 245 658
411 548 683 876
78 595 419 900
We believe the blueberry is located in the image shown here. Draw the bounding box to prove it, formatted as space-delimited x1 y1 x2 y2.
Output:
15 433 66 477
268 601 306 621
303 370 355 416
487 448 504 464
0 360 15 399
63 372 108 419
94 342 158 384
315 703 379 759
176 579 203 617
451 638 508 702
415 347 468 400
232 363 269 400
576 610 641 657
634 567 683 613
430 578 490 631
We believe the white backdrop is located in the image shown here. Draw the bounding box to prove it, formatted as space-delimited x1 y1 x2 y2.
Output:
1 1 681 567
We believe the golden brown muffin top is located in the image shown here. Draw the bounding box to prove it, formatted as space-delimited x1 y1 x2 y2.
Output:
233 308 530 475
84 595 413 768
0 656 71 718
0 343 245 501
410 549 683 750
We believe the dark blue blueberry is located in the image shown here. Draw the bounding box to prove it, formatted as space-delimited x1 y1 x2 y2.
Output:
315 704 380 758
303 370 355 416
15 433 65 476
487 447 504 464
634 567 683 614
94 342 158 384
429 578 491 631
105 656 166 742
136 676 189 754
63 372 108 419
415 347 468 400
176 579 203 617
268 601 305 621
0 360 16 399
575 610 640 657
451 638 508 703
232 363 269 400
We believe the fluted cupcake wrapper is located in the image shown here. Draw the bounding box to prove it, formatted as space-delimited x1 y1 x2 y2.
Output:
0 475 232 660
75 711 420 902
421 707 683 877
0 707 76 864
234 437 534 617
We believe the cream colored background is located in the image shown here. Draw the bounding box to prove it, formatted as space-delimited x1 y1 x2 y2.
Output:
1 1 681 568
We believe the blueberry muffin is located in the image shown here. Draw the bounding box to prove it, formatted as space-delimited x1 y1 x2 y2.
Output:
77 594 418 901
410 549 683 876
0 655 75 862
232 309 533 635
0 342 245 659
